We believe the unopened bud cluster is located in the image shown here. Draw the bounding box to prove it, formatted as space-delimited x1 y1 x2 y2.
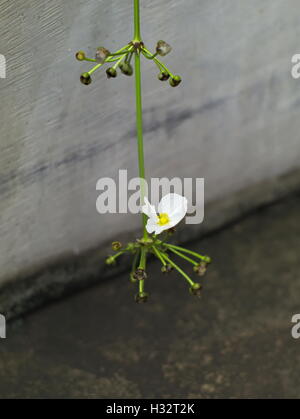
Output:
76 38 182 88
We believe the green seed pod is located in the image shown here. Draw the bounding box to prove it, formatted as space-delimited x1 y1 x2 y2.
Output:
169 75 182 87
75 51 86 61
95 47 110 63
135 292 149 303
80 72 92 85
156 40 172 56
158 71 170 81
106 67 117 78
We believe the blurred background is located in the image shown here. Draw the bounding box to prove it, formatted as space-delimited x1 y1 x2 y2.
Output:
0 0 300 398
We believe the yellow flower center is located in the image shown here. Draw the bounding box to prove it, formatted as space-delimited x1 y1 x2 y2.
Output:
157 213 170 226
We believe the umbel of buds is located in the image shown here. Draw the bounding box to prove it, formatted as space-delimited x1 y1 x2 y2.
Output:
95 47 110 63
156 40 172 56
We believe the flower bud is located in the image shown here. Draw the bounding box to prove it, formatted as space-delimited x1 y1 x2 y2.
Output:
105 255 116 266
204 256 212 264
161 264 173 274
133 268 147 281
156 40 172 56
95 47 110 63
189 283 202 297
119 62 133 76
80 72 92 85
135 292 149 303
76 51 86 61
106 67 117 78
169 75 182 87
158 71 170 81
112 241 122 251
193 261 208 277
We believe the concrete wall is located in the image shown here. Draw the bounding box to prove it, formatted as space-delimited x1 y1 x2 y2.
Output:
1 0 300 286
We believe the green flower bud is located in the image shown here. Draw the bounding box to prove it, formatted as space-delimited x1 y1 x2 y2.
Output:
156 40 172 56
80 72 92 85
119 62 133 76
189 283 202 297
158 71 170 81
112 241 122 251
204 256 212 264
106 67 117 78
95 47 110 63
76 51 86 61
105 255 116 266
169 75 182 87
135 292 149 303
161 264 173 274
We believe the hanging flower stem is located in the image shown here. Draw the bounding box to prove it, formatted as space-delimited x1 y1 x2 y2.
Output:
76 0 211 302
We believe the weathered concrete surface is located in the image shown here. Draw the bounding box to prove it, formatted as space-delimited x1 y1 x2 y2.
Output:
0 195 299 398
1 0 300 287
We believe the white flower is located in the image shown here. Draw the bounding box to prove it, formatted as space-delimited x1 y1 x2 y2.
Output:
142 193 188 235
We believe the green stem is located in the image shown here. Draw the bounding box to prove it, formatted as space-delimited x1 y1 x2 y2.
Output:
133 0 148 240
152 246 167 266
162 254 195 287
165 244 211 263
133 0 141 41
131 249 140 273
113 54 126 70
138 247 147 294
141 49 158 60
143 47 175 78
138 246 147 269
167 247 198 266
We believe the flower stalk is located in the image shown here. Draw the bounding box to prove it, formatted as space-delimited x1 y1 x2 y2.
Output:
76 0 211 302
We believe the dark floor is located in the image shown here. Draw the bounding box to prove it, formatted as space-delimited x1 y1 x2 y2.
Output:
1 195 300 398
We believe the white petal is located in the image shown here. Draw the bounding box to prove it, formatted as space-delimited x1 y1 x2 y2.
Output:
146 219 169 235
158 193 188 218
145 218 157 234
168 210 187 228
142 197 157 219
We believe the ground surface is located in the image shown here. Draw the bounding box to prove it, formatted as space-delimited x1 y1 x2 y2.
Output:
1 195 300 398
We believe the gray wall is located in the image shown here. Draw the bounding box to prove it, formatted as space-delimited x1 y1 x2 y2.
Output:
1 0 300 286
